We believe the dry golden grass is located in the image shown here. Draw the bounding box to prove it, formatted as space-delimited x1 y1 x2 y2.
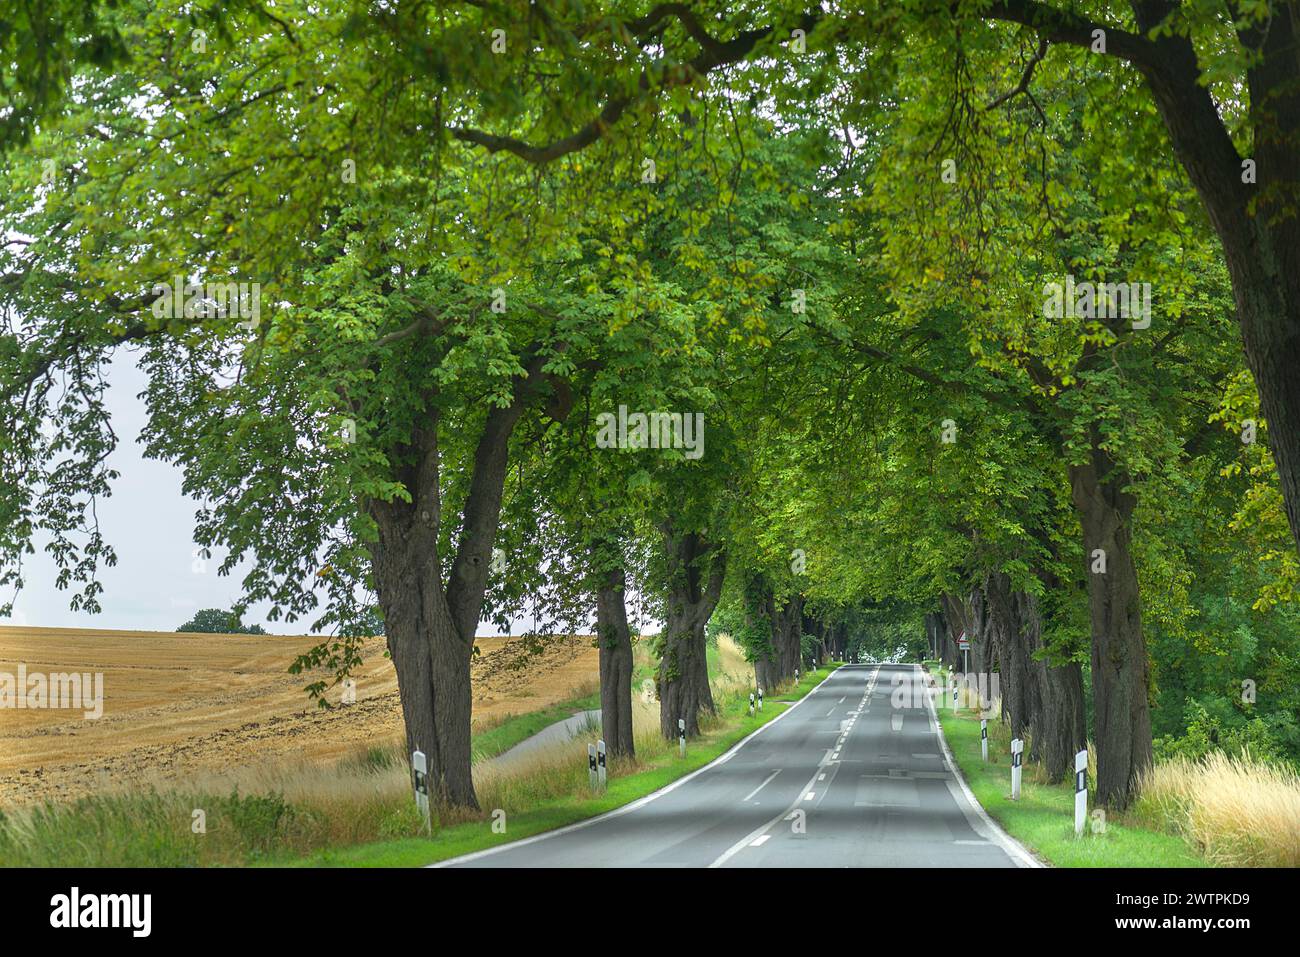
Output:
711 633 754 697
0 633 821 865
0 624 598 807
1137 751 1300 867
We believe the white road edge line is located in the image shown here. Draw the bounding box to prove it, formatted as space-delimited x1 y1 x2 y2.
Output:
431 667 845 867
921 664 1044 869
708 666 880 869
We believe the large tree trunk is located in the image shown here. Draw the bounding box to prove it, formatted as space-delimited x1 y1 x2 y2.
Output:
369 424 478 809
367 361 546 810
1021 586 1087 784
993 0 1300 565
743 571 779 693
830 621 846 661
982 571 1087 782
594 562 635 758
1070 433 1153 809
693 613 715 716
924 612 943 661
967 587 996 701
373 516 477 809
1120 4 1300 561
657 526 725 740
774 593 804 680
802 612 824 667
940 592 974 674
982 573 1035 740
937 597 961 672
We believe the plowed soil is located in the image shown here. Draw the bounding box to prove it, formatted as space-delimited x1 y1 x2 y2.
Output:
0 625 597 807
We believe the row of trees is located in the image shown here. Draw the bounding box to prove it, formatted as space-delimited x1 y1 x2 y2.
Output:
4 2 1299 811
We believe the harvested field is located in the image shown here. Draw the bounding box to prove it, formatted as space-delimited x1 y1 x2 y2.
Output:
0 625 597 807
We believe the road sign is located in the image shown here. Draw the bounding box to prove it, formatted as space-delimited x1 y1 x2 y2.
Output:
957 631 970 651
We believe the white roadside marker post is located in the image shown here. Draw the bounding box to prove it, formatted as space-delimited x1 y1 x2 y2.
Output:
588 743 598 791
981 718 988 763
1074 749 1088 836
411 749 431 833
1010 738 1023 800
748 692 755 716
597 739 607 790
758 688 764 711
678 718 686 757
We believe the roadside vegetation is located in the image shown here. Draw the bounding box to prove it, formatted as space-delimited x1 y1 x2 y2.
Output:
0 638 831 867
931 665 1300 867
6 1 1300 860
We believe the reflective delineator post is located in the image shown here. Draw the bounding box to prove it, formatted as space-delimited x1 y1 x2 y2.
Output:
1010 738 1023 800
678 718 686 757
981 719 988 763
411 749 431 832
1074 749 1088 836
758 688 764 711
588 742 597 791
748 692 755 716
596 739 607 790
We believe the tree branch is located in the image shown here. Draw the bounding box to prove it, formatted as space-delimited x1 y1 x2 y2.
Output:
451 9 818 165
985 36 1049 111
978 0 1159 68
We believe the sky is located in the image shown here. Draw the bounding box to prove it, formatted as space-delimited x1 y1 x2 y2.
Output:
4 354 273 632
3 353 575 636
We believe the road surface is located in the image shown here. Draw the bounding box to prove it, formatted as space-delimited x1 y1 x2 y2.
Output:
442 664 1039 868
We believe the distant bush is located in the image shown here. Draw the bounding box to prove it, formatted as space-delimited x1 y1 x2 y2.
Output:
1153 700 1287 766
177 608 268 635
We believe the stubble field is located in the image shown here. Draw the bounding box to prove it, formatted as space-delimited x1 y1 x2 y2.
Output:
0 625 598 807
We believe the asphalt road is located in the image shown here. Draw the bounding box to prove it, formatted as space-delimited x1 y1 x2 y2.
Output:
442 664 1039 868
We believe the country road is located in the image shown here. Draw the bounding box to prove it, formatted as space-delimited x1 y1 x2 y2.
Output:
441 664 1040 868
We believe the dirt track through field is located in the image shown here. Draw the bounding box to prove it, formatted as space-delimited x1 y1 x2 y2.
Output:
0 625 597 807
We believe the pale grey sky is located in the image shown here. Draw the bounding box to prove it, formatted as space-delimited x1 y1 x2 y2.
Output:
4 353 276 632
2 354 612 637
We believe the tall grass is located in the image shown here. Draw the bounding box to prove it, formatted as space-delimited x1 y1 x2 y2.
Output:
1136 752 1300 867
0 648 787 867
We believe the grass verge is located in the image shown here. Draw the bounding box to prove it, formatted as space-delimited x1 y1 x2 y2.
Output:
936 706 1205 867
470 689 601 763
276 665 837 867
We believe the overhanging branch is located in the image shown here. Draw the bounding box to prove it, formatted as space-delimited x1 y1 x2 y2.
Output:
451 9 819 166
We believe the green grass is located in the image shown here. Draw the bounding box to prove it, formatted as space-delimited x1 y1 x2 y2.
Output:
936 707 1206 867
276 665 838 867
0 668 833 867
469 690 601 763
